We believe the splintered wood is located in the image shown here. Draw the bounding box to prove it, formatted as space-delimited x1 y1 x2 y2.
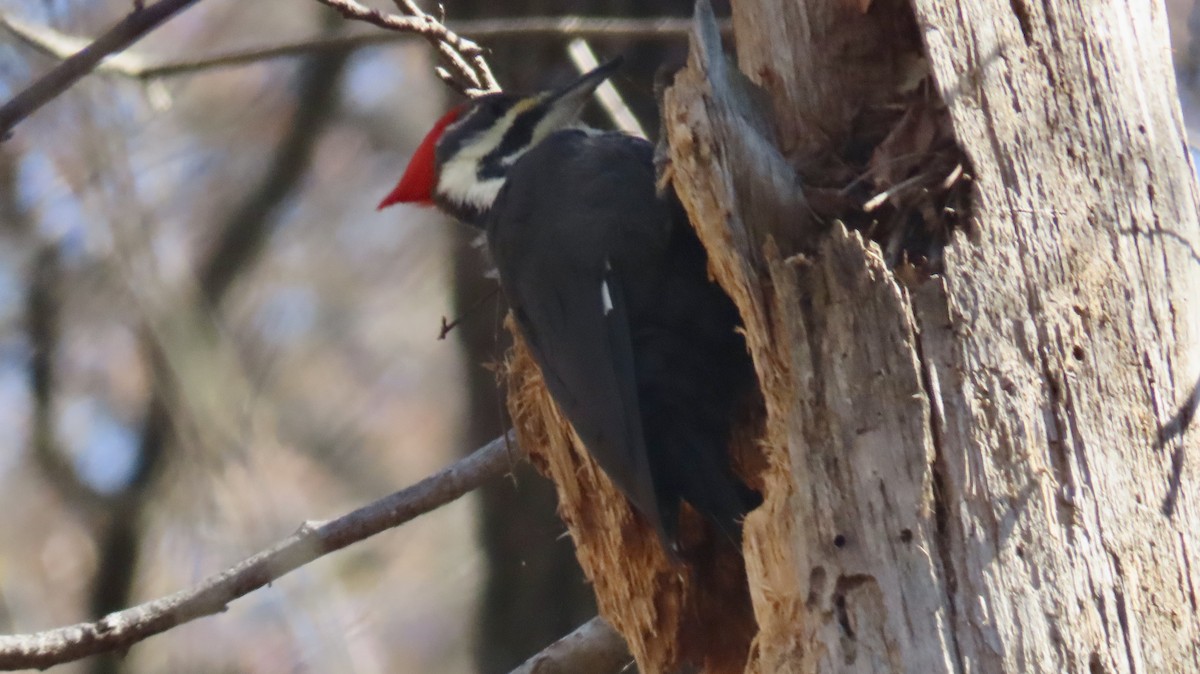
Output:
667 0 1200 672
505 329 757 674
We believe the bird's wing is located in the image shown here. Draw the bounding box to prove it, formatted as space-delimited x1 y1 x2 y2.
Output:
488 130 671 541
508 261 665 539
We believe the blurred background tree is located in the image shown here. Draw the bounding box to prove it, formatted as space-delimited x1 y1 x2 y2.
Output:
0 0 1196 672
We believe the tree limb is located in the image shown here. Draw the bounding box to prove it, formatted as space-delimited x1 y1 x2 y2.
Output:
508 616 633 674
12 141 112 512
27 244 113 512
75 37 354 674
0 432 522 671
0 0 205 138
0 15 718 81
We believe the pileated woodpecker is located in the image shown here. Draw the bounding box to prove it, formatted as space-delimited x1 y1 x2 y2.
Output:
379 60 760 553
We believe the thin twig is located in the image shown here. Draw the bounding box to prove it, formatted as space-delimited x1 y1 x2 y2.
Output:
862 171 930 212
0 432 522 671
0 0 204 138
390 0 498 93
508 616 633 674
314 0 498 95
438 285 501 340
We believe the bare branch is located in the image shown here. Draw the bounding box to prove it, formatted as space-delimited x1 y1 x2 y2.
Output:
0 432 523 671
387 0 499 93
314 0 499 95
0 15 152 77
438 285 501 340
0 134 108 509
0 0 205 138
26 244 115 511
1 15 727 80
508 616 633 674
68 42 355 674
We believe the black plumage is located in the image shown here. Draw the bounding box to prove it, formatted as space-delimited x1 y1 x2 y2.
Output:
488 129 760 550
380 60 761 554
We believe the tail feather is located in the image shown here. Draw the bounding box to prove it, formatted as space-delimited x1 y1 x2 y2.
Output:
640 380 760 549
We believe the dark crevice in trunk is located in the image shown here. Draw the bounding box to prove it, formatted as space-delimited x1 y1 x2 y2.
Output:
911 307 966 674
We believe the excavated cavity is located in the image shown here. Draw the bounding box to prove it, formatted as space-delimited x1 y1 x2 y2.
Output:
792 0 976 282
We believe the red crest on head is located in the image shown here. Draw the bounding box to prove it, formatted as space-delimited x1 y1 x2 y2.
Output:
377 105 464 210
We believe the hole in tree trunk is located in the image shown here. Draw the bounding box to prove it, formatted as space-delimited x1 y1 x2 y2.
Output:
792 0 976 282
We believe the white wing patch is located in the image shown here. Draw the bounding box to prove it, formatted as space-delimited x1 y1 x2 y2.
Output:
601 258 614 315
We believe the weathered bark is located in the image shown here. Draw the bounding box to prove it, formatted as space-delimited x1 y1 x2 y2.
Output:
508 616 632 674
508 0 1200 671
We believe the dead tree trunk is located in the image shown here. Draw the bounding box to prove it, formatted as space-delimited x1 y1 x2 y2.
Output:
507 0 1200 671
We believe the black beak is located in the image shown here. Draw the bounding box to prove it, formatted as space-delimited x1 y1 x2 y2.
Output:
540 57 623 123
